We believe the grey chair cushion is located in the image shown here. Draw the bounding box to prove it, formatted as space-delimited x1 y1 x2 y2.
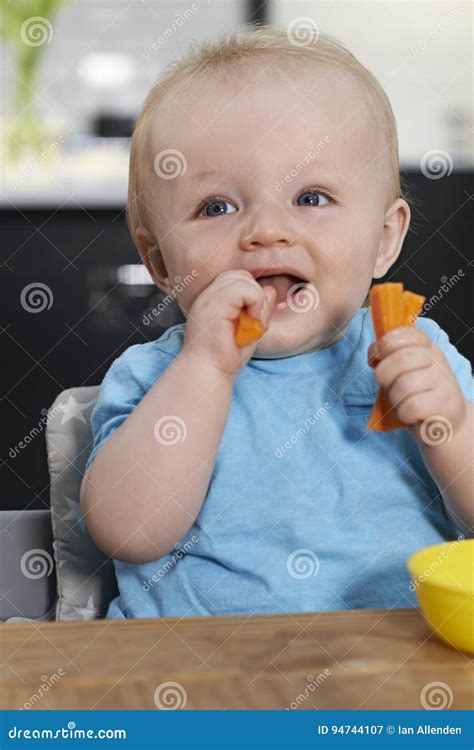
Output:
45 386 118 620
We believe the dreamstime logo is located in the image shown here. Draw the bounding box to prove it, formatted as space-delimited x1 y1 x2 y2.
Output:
408 3 463 60
411 270 465 322
275 137 331 191
275 401 331 458
153 416 187 446
154 681 187 709
20 283 53 313
9 136 64 192
409 536 464 591
420 150 453 180
21 669 65 709
143 3 199 58
287 549 320 579
20 16 54 47
142 535 199 591
287 17 320 47
8 402 64 460
20 549 54 580
287 282 320 313
285 669 331 709
420 681 453 710
142 270 199 326
420 416 453 446
154 149 187 179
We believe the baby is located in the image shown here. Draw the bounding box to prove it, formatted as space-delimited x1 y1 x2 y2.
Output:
80 25 473 619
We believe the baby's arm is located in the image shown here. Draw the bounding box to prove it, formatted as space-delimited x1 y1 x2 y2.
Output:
369 326 473 533
416 401 473 534
80 351 234 563
80 270 276 564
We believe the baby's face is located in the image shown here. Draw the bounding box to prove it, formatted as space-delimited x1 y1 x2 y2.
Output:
141 66 406 357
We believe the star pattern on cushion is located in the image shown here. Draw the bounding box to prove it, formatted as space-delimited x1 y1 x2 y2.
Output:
58 395 97 425
74 595 99 620
51 496 86 534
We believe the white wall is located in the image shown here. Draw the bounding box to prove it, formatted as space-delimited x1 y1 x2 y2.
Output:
270 0 472 167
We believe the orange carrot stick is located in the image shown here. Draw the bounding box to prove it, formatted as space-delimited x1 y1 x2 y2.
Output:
403 290 426 326
234 311 266 347
367 388 405 432
367 283 425 432
369 282 404 339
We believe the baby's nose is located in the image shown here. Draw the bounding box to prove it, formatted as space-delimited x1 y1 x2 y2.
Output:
240 203 294 250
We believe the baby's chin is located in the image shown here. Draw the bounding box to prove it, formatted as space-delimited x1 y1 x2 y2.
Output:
252 312 346 359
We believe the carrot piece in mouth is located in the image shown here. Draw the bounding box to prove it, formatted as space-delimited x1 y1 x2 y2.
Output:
367 283 425 432
234 311 266 347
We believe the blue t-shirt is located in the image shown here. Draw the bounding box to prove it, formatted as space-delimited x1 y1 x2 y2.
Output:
84 308 473 618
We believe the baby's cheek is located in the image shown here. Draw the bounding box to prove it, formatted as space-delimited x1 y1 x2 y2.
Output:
346 231 378 269
344 241 380 291
324 256 372 307
176 270 213 315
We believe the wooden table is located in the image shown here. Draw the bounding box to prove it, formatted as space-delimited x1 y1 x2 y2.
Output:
1 608 472 710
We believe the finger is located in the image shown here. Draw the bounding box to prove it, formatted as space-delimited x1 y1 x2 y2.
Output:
212 273 263 299
208 271 260 302
373 347 435 390
387 368 437 411
396 390 449 427
245 282 271 321
210 273 261 295
369 326 432 363
212 269 257 287
214 277 266 320
209 271 274 320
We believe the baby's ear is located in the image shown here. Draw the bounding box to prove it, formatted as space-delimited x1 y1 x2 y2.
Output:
373 198 411 279
134 226 170 293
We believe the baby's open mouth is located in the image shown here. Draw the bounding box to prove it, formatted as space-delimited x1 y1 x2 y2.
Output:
255 273 308 309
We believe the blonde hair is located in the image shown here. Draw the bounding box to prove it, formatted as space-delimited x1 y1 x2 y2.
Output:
127 22 405 248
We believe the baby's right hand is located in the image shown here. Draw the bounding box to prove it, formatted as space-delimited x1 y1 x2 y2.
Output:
182 270 277 378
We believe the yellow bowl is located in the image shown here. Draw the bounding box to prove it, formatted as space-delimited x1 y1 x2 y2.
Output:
407 539 474 654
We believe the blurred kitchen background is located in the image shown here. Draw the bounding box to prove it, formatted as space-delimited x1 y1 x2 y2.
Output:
1 0 472 511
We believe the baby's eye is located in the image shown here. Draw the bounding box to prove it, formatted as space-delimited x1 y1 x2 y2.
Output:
296 189 331 207
198 198 237 217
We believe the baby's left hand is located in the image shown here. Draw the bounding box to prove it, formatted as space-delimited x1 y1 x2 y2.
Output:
368 326 468 440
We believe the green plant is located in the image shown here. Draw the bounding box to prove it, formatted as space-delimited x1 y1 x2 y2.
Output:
1 0 69 161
